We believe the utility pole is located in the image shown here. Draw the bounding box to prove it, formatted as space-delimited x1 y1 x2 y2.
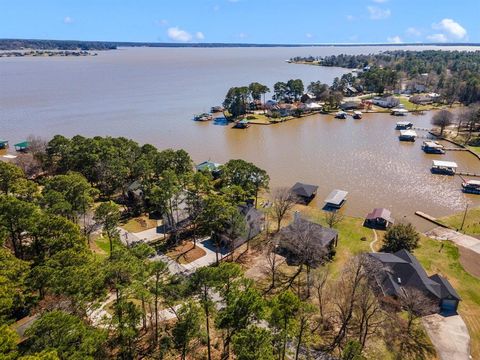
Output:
460 203 469 231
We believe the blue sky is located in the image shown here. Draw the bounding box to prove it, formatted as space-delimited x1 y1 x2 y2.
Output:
1 0 478 44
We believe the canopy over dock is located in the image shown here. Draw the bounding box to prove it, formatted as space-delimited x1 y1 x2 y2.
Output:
14 141 30 151
431 160 458 175
325 189 348 208
290 182 319 204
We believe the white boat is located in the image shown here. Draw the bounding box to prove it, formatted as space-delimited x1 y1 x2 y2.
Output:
462 180 480 194
335 111 347 119
396 121 413 129
353 111 362 119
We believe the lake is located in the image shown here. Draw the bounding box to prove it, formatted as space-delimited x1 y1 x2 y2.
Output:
2 45 480 230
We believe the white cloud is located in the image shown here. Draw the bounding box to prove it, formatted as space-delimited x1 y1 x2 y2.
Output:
346 15 354 21
367 6 391 20
238 32 247 39
427 33 448 43
387 35 403 44
167 27 192 42
433 18 467 39
372 0 388 3
157 19 168 27
63 16 73 24
213 5 220 11
195 32 205 40
406 27 421 37
305 33 313 39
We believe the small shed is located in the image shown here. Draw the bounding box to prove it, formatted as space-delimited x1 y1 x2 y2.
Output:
14 141 30 152
290 182 319 204
364 208 394 230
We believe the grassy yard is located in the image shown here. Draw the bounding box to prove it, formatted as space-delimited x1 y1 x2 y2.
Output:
438 206 480 236
120 215 158 233
396 96 438 112
468 145 480 155
414 236 480 359
91 235 110 258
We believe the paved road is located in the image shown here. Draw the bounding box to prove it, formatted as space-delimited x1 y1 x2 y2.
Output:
422 314 471 360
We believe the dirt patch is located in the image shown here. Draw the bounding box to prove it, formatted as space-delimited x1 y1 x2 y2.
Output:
459 245 480 278
165 242 206 264
121 216 158 233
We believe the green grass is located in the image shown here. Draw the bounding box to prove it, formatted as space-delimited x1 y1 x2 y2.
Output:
396 96 436 112
438 206 480 236
414 236 480 359
468 146 480 155
93 235 110 258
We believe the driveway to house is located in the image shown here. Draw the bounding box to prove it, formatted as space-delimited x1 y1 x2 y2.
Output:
422 314 471 360
425 227 480 255
182 238 220 272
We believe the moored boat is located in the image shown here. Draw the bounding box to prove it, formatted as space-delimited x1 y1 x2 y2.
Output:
399 130 417 142
232 119 250 129
422 141 445 154
335 111 347 119
194 113 213 121
353 111 362 119
462 180 480 194
396 121 413 130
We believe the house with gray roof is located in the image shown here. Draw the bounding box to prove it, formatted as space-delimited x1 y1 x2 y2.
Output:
368 249 461 312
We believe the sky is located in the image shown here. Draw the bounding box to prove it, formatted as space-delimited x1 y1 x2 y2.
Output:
1 0 479 44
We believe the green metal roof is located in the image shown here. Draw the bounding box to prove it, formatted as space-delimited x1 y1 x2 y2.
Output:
14 141 30 148
0 140 8 144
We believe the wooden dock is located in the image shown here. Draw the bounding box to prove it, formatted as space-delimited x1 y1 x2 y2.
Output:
412 127 433 132
415 211 450 228
444 148 468 151
456 171 480 178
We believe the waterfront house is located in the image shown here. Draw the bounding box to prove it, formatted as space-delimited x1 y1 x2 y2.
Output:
343 85 359 97
368 250 461 312
431 160 457 175
276 214 338 267
290 182 319 204
220 203 265 250
364 208 394 230
422 141 445 154
324 189 348 209
399 130 417 142
196 160 222 178
340 101 361 110
300 93 315 103
372 96 400 108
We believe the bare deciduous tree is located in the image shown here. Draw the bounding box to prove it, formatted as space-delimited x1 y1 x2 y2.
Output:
431 109 454 136
270 187 297 232
262 240 285 292
324 210 344 231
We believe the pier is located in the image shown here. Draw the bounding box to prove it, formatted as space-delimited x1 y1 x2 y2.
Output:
415 211 449 228
456 171 480 178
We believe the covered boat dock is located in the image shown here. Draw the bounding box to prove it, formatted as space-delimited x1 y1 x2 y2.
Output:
399 130 417 142
0 140 8 149
431 160 457 175
14 141 30 152
422 141 445 154
324 189 348 209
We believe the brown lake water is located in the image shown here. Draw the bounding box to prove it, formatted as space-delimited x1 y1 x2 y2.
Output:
2 46 480 230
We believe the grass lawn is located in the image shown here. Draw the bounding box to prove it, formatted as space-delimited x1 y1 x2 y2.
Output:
414 236 480 359
438 206 480 236
468 145 480 155
165 241 206 264
246 114 271 124
396 97 436 112
91 235 110 258
120 215 158 233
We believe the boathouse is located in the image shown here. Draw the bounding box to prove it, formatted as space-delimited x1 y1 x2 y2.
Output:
399 130 417 142
14 141 30 152
431 160 457 175
422 141 445 154
395 121 413 130
324 189 348 209
364 208 394 230
290 182 319 204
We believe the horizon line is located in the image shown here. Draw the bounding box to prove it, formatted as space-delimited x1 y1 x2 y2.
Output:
2 37 480 47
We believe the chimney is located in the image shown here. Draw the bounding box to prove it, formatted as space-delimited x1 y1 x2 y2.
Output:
294 211 301 223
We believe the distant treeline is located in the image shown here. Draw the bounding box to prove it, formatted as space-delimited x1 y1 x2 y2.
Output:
3 38 480 51
292 50 480 104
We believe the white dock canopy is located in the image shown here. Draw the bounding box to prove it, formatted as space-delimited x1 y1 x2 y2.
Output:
423 141 444 148
399 130 417 137
396 121 412 126
325 189 348 206
432 160 458 169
